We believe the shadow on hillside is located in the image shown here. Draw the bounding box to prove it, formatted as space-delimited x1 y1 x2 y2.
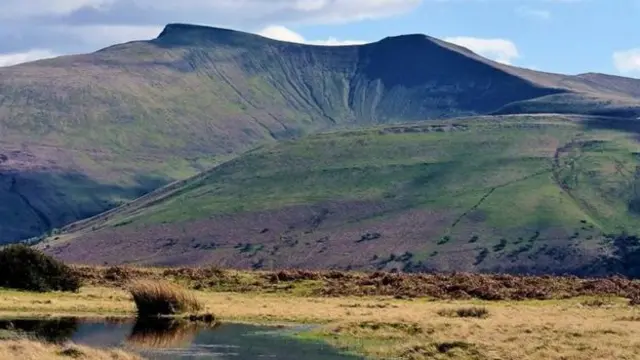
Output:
490 234 640 279
0 171 172 244
582 116 640 136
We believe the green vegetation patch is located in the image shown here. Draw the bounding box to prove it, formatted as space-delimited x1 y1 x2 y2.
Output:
0 245 80 292
109 116 640 241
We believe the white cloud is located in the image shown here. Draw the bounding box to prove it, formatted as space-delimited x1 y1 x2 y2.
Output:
444 36 520 65
258 25 306 43
68 25 164 46
0 49 59 67
0 0 422 24
613 49 640 75
258 25 367 46
516 7 551 20
0 0 419 64
0 0 112 17
310 37 367 46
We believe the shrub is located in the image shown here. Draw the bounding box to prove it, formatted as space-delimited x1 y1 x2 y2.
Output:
581 297 614 308
629 294 640 306
129 280 203 317
0 245 80 292
493 239 508 252
437 307 490 319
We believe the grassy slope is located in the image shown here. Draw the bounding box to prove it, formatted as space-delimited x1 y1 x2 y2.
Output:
3 24 640 244
0 26 567 243
46 114 640 273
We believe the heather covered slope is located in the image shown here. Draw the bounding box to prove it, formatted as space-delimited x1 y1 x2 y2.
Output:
45 115 640 274
3 24 640 243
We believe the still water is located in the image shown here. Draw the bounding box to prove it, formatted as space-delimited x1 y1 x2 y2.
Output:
0 317 363 360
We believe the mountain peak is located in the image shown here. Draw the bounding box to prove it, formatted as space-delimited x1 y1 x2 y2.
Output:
156 23 260 46
158 23 232 37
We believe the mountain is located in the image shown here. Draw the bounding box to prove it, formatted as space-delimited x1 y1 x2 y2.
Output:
45 114 640 275
3 23 640 246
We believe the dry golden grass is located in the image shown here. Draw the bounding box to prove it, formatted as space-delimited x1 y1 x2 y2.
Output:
305 298 640 360
3 281 640 359
0 339 141 360
3 287 639 359
128 280 202 316
0 287 134 317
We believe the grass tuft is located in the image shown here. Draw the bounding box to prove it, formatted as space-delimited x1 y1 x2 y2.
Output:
0 339 141 360
129 280 203 317
57 347 84 358
580 297 615 308
437 307 490 319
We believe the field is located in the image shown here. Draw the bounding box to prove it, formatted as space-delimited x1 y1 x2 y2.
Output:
3 267 640 359
47 115 640 275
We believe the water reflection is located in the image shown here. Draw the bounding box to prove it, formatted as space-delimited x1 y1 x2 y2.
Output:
0 317 78 343
0 317 362 359
127 317 219 349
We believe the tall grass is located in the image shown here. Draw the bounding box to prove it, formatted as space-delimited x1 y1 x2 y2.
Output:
0 339 141 360
129 280 203 317
437 307 490 319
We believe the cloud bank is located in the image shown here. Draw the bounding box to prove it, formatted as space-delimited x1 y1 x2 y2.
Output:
613 49 640 75
0 0 421 66
444 36 520 65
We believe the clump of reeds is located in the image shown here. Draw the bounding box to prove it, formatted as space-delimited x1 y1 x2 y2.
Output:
437 307 490 319
129 280 203 317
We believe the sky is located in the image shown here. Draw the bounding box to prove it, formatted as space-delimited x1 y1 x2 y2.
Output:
0 0 638 78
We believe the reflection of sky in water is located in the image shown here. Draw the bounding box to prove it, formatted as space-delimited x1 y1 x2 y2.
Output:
1 318 361 360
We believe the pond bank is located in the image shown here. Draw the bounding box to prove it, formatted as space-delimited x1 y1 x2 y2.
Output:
2 286 640 359
0 339 141 360
0 317 359 360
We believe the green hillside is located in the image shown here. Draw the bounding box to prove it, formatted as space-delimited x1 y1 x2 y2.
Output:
2 23 640 244
46 114 640 274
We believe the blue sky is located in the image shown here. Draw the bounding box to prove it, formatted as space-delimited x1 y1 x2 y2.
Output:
288 0 640 76
0 0 638 77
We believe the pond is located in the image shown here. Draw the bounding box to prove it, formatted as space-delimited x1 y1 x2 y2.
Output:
0 317 363 360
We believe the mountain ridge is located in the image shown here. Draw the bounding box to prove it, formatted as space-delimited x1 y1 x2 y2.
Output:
2 23 640 247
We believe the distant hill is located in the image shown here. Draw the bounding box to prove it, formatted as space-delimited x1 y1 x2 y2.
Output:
2 23 640 244
45 114 640 275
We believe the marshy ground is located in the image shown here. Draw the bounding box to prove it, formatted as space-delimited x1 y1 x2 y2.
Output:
2 266 640 359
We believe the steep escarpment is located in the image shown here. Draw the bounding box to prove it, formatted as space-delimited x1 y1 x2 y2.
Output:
2 24 640 243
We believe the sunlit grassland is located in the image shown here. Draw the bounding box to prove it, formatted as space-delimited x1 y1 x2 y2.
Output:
100 115 640 250
1 285 640 360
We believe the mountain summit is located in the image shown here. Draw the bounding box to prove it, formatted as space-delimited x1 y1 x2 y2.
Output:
1 24 640 253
